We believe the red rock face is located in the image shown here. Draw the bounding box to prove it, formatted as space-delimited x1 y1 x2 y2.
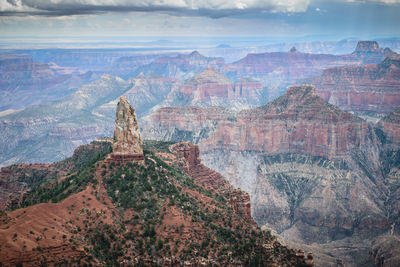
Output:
169 142 253 221
381 121 400 144
313 57 400 115
209 86 373 159
149 106 234 132
229 189 252 222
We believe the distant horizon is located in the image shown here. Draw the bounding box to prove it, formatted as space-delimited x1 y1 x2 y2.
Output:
1 35 400 50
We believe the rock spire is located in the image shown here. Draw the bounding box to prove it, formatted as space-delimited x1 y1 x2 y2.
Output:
107 96 144 162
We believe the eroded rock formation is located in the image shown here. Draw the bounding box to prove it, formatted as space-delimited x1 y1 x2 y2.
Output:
107 96 144 162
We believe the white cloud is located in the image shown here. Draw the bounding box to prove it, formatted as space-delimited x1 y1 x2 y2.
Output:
0 0 311 17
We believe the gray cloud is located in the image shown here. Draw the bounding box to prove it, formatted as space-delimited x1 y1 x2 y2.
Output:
0 0 311 17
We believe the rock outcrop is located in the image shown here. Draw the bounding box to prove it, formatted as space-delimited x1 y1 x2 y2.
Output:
354 41 381 53
107 96 144 162
351 41 394 64
169 142 252 221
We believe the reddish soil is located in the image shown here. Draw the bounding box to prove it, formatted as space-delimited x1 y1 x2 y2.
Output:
0 160 115 266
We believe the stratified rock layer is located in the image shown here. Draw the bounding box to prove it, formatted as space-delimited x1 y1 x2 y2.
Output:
314 56 400 117
145 85 376 160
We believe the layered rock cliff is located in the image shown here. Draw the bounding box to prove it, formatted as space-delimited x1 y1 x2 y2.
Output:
313 56 400 118
145 85 377 160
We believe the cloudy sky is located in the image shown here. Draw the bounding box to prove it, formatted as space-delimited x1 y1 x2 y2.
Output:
0 0 399 40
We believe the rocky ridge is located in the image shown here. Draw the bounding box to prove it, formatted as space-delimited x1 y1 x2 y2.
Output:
0 141 112 211
168 141 252 221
